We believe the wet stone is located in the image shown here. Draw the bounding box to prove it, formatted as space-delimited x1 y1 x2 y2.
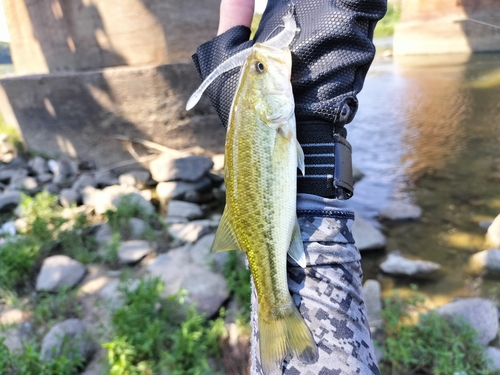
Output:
380 252 441 278
379 201 422 221
351 215 386 251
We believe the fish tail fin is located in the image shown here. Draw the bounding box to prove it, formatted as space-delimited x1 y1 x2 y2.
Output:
259 305 318 374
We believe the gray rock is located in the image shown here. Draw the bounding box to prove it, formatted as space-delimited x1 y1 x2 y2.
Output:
166 200 204 220
485 347 500 372
118 240 153 264
119 170 150 188
468 249 500 276
51 159 77 177
59 189 80 207
363 279 383 330
0 328 22 354
44 182 61 195
352 215 386 251
72 174 97 193
156 178 213 203
479 220 494 230
487 214 500 248
99 279 140 309
0 168 25 184
37 173 54 184
7 169 28 190
29 156 49 176
168 220 213 243
94 223 112 245
83 185 146 215
189 233 228 272
150 153 214 183
94 170 119 187
52 173 73 187
40 319 95 362
113 192 154 217
353 166 365 183
0 221 16 236
147 248 229 316
380 252 441 278
0 191 21 212
379 201 422 221
435 298 499 345
129 218 147 237
36 255 87 292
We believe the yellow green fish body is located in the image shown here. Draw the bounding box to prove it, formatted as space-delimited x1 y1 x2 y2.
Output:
210 21 318 375
186 14 318 373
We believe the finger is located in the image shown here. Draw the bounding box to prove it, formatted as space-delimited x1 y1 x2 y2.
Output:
218 0 255 35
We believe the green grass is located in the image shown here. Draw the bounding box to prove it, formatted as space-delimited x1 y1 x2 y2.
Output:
374 3 401 38
223 251 251 324
102 277 226 375
380 292 494 374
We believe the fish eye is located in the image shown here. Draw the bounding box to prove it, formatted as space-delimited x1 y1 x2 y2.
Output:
255 61 266 73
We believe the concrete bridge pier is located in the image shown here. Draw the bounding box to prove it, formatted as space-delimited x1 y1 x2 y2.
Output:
394 0 500 55
0 0 226 168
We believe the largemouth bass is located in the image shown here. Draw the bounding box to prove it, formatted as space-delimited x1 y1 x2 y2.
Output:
187 14 318 374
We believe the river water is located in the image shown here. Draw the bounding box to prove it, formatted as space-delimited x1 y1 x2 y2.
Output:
346 50 500 306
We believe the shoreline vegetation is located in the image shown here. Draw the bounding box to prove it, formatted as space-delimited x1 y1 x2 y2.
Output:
0 127 497 374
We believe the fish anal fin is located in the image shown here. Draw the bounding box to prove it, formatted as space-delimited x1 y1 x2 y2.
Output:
287 220 306 268
211 208 241 253
259 304 318 375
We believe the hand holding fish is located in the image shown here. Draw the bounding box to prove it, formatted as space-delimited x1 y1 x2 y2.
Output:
188 0 387 374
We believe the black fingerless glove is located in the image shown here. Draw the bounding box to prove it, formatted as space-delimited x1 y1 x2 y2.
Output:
192 0 387 199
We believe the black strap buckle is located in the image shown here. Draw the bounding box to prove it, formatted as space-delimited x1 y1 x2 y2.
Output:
333 134 353 199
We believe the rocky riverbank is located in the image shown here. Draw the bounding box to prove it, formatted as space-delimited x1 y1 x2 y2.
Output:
0 134 499 374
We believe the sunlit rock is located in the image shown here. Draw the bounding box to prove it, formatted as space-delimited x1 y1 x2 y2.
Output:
435 298 498 346
118 240 153 264
380 251 441 278
150 153 214 183
147 247 229 316
36 255 87 292
486 214 500 248
468 249 500 276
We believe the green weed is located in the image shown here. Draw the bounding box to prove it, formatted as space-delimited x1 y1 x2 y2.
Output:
0 338 84 375
380 293 493 374
223 251 251 324
31 288 82 333
374 3 401 38
102 277 226 375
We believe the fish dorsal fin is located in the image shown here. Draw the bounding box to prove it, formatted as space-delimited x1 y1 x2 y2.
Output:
287 219 306 268
296 140 305 176
211 208 241 253
186 48 252 110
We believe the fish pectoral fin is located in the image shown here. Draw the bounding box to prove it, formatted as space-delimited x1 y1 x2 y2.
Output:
296 140 305 176
211 208 241 253
287 220 306 268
